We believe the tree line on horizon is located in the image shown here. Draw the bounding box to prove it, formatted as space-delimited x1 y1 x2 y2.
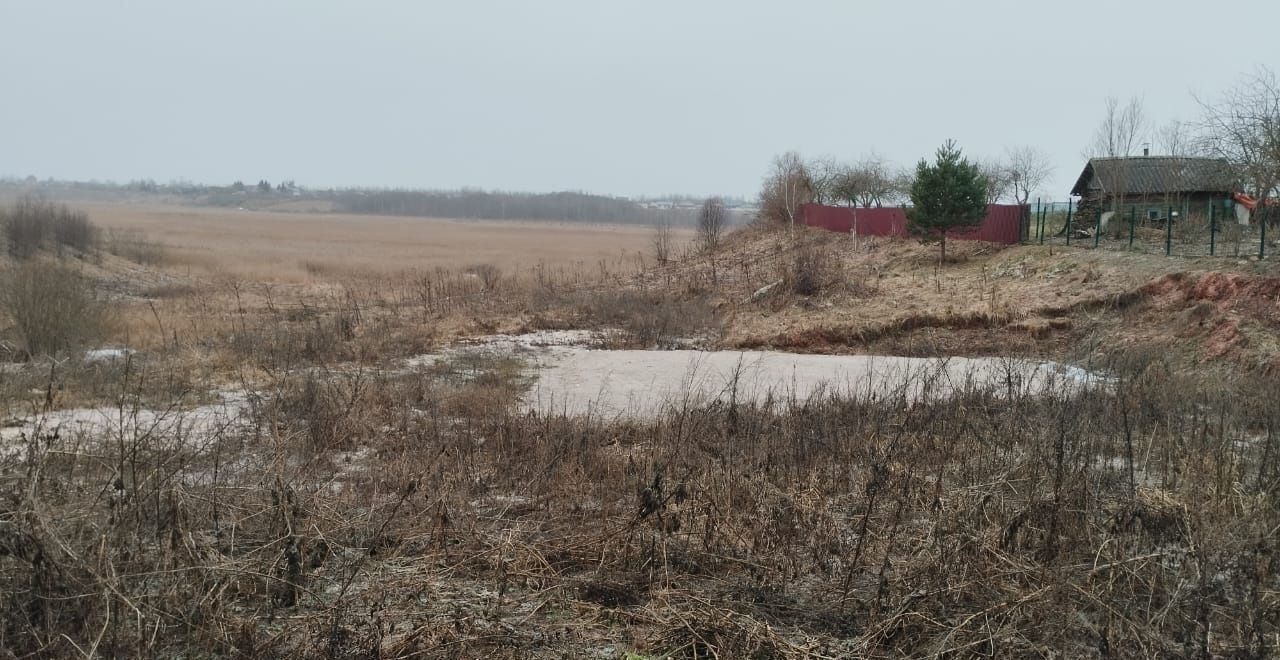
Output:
328 188 701 225
0 178 723 227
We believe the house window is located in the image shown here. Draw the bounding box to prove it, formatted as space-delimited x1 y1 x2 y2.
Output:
1147 209 1160 221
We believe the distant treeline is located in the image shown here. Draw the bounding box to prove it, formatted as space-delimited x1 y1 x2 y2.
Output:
0 178 751 226
330 189 696 225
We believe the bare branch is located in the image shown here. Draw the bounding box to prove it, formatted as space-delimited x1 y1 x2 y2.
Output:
1004 146 1054 206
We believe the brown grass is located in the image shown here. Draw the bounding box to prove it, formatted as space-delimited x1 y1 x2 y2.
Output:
4 201 1280 657
79 202 693 282
4 343 1280 657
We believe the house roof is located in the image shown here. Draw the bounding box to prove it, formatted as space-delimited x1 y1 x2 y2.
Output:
1070 156 1237 196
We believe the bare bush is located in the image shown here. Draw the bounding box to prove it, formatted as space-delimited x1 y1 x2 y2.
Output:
652 220 673 266
105 228 168 265
697 197 728 253
789 237 829 295
0 260 107 358
578 290 718 347
759 152 814 227
1 197 98 258
2 320 1280 656
1 198 47 259
50 207 96 255
469 263 502 291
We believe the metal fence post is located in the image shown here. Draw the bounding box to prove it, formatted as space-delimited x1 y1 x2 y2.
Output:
1262 215 1267 259
1165 205 1173 256
1065 200 1073 245
1034 198 1041 242
1209 203 1216 256
1094 209 1102 248
1128 206 1136 250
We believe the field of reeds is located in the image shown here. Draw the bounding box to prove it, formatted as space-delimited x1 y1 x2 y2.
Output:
2 199 1279 658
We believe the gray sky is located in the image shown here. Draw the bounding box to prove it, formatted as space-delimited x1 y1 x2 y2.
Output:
2 0 1276 200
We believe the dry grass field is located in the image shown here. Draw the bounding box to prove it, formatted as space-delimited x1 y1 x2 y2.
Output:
80 202 690 281
4 198 1280 658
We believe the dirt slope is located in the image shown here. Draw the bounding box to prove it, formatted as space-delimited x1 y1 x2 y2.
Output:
650 225 1280 369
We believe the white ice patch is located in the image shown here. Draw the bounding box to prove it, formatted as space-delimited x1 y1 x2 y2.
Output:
408 332 1106 420
526 349 1098 418
0 389 253 456
84 348 136 363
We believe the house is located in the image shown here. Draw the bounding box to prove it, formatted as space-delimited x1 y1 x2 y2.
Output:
1070 153 1237 222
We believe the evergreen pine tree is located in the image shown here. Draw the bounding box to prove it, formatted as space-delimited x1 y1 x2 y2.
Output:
908 140 988 262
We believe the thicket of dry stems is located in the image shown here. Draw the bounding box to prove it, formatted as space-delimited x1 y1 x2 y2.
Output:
1 218 1278 658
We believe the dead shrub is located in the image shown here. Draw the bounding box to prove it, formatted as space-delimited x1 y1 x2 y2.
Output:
578 290 717 347
652 221 673 266
3 334 1280 656
425 350 528 417
106 228 168 265
789 238 829 296
1176 211 1213 245
50 207 97 255
469 263 502 291
0 260 108 358
1 197 99 258
272 371 364 450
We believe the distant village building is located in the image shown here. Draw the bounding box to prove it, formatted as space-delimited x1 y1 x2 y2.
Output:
1070 153 1237 222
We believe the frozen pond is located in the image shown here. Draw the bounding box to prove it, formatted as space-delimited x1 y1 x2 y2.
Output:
429 331 1105 419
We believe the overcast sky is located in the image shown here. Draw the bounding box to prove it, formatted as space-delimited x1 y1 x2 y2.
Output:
1 1 1276 200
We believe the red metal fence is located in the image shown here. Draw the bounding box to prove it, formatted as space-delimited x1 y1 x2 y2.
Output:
800 203 1029 245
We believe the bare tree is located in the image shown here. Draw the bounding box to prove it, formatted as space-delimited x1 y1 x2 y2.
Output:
697 197 728 252
856 156 897 207
977 159 1012 204
1153 120 1199 212
1196 66 1280 212
1156 120 1194 157
831 164 864 208
832 155 897 208
759 151 814 228
652 220 673 266
805 156 843 205
1004 146 1054 206
1092 96 1148 158
891 168 916 206
1089 96 1149 211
